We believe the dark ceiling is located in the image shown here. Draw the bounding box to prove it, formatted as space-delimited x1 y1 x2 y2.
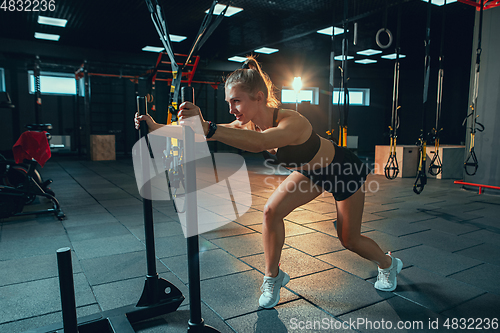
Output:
0 0 478 75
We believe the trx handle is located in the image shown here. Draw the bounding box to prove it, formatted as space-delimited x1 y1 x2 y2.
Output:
428 155 442 176
428 134 442 176
384 152 399 179
413 139 427 195
413 170 427 194
464 147 479 176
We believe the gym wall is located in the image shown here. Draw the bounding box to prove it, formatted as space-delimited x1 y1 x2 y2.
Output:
464 6 500 192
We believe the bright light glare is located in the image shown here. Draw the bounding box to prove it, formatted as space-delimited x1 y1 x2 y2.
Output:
37 16 67 27
292 77 302 93
206 4 243 17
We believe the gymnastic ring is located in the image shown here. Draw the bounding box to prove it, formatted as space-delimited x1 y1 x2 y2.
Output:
376 28 393 49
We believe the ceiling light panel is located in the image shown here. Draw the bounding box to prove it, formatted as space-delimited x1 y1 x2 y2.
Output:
421 0 457 5
206 4 243 17
254 47 279 54
355 59 377 64
381 53 407 59
169 34 187 42
37 16 67 27
228 56 247 62
34 32 60 41
334 55 354 61
317 26 347 36
142 46 164 52
356 49 382 56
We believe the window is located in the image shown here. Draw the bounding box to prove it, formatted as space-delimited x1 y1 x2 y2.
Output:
28 71 78 95
333 88 370 106
281 87 319 105
0 68 5 92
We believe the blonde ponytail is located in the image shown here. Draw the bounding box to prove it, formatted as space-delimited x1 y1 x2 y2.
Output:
225 56 280 108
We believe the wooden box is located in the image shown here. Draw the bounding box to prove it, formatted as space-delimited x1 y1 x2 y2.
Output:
90 135 115 161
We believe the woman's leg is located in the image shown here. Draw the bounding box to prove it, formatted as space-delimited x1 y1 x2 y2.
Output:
263 171 324 277
335 184 392 269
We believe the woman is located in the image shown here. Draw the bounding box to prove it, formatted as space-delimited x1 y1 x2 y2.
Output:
135 56 402 309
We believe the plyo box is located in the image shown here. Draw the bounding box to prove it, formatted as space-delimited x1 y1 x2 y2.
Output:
90 135 116 161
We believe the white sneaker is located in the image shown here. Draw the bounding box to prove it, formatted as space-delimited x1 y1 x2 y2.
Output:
259 269 290 309
374 253 403 292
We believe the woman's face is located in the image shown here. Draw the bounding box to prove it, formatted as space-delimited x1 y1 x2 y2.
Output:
225 84 261 124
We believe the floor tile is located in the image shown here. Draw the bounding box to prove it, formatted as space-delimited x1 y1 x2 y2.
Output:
287 268 393 317
339 295 446 333
0 251 82 287
200 270 299 319
368 266 485 313
80 251 170 286
285 232 344 256
448 263 500 294
0 273 95 324
441 293 500 327
400 229 484 252
210 233 265 258
227 299 356 333
393 245 483 276
159 248 252 284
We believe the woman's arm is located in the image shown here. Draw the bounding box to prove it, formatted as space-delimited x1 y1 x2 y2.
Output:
208 116 307 153
134 113 164 132
178 102 309 152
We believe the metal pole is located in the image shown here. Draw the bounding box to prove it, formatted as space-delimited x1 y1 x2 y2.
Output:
56 247 79 333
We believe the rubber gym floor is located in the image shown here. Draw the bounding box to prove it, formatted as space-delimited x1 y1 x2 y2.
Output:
1 154 499 333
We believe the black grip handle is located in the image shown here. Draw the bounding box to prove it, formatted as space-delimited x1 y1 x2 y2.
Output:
181 86 195 103
137 96 148 138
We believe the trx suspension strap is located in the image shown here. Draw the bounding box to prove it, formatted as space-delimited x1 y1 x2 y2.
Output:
145 0 181 125
463 0 485 176
338 0 349 147
384 1 402 180
34 56 42 124
414 0 432 195
327 7 336 142
184 1 228 71
429 0 447 176
145 0 226 213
